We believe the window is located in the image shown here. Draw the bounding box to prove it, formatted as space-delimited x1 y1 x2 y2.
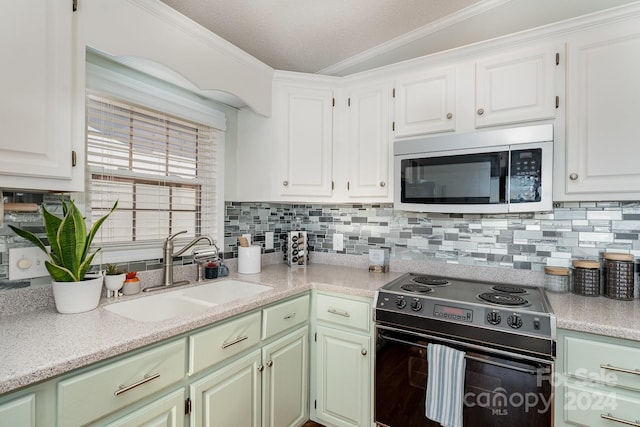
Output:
86 94 219 247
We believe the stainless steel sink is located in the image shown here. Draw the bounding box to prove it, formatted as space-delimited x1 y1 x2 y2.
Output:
104 279 272 322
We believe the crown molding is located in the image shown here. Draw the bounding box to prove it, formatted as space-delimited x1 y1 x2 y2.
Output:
318 0 512 76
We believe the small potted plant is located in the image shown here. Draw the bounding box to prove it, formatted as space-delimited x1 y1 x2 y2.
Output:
8 199 118 314
122 271 141 295
104 264 126 297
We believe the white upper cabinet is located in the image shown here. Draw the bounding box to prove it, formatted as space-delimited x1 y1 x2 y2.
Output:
342 81 392 200
392 44 558 139
0 1 82 191
275 81 334 199
561 17 640 199
393 66 456 137
475 45 558 128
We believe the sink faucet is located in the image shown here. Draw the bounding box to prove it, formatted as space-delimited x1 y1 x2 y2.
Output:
143 230 216 292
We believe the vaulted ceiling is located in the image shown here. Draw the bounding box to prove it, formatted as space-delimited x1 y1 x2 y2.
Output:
159 0 638 76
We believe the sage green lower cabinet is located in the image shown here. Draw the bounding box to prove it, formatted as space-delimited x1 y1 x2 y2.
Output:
312 292 372 427
190 326 309 427
103 388 186 427
0 394 35 427
262 326 309 427
556 329 640 427
190 349 263 427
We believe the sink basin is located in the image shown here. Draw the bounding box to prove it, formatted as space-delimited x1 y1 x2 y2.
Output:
104 279 272 322
180 279 272 305
104 293 215 322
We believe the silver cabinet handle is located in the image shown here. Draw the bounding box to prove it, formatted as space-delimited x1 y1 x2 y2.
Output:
114 372 160 396
222 335 249 349
282 181 289 187
327 308 350 318
601 363 640 376
601 413 640 426
266 360 273 367
569 173 578 181
446 112 453 119
258 364 264 372
379 181 386 187
477 108 485 116
361 349 367 356
283 312 296 320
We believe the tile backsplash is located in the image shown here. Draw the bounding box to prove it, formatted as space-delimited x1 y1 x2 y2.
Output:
3 195 640 288
222 201 640 272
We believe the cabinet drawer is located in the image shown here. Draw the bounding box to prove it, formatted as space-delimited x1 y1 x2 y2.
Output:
564 382 640 427
0 394 35 427
57 339 186 427
189 311 261 375
262 295 310 340
103 388 185 427
565 336 640 392
316 293 371 332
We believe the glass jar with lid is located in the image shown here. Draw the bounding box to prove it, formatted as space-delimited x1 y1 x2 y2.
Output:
544 266 570 293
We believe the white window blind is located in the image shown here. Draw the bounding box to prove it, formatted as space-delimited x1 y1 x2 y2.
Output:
87 94 219 247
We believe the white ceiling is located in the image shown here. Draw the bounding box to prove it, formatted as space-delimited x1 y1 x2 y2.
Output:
159 0 638 76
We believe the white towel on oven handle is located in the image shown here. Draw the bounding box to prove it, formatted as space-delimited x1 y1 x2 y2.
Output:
425 343 466 427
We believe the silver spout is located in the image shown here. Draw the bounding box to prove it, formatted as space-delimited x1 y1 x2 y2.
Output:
144 232 217 292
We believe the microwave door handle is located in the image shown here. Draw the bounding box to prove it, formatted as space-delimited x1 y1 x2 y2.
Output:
378 332 549 376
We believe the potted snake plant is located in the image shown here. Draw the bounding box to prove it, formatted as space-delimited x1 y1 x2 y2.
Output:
9 199 118 313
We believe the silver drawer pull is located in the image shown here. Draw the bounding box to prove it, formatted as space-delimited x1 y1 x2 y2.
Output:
327 308 350 318
222 335 249 349
114 372 160 396
283 312 296 320
601 413 640 426
600 363 640 376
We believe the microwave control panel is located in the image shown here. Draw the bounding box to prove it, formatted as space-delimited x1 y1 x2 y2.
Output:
510 148 542 203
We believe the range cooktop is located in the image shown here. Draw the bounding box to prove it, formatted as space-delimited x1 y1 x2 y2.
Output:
374 273 557 357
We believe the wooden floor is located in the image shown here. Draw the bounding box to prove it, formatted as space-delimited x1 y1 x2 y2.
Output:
301 421 324 427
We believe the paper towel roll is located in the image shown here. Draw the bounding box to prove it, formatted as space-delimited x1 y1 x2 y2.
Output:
238 245 261 274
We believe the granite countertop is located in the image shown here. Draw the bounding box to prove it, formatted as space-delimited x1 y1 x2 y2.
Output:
546 291 640 340
0 263 402 395
2 260 640 396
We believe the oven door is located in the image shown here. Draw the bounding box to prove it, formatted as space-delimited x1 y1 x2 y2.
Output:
375 325 553 427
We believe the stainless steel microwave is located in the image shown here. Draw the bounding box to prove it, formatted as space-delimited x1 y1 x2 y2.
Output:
394 124 553 213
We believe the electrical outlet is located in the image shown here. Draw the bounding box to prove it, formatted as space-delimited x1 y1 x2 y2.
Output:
333 233 344 251
9 247 50 280
265 231 274 250
242 233 252 245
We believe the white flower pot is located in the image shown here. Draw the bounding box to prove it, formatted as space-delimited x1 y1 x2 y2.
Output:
51 274 104 314
104 273 126 296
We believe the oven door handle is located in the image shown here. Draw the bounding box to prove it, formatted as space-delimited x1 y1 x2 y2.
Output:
378 332 550 376
376 324 552 365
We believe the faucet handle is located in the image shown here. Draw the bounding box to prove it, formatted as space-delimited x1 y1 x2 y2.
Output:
167 230 188 241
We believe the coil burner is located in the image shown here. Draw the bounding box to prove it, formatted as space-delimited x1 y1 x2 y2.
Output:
400 283 434 293
478 292 530 307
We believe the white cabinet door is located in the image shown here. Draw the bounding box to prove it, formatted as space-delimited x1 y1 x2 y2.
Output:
345 82 391 200
190 349 262 427
104 389 185 427
0 0 79 191
0 394 35 427
262 326 308 427
475 45 557 128
394 66 456 137
315 325 371 427
276 84 334 198
563 18 640 198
